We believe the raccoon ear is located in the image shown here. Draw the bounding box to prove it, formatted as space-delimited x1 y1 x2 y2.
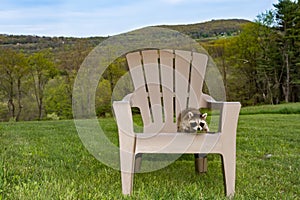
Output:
201 113 208 120
188 111 194 119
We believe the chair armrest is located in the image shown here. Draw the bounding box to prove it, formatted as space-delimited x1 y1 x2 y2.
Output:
122 93 134 103
208 101 241 133
113 101 134 136
199 93 216 108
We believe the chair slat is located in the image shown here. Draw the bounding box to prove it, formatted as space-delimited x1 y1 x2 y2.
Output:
189 52 208 108
174 50 192 118
160 50 176 131
142 50 164 127
126 52 152 127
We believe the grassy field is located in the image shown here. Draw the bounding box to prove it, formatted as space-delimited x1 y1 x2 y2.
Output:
1 103 300 199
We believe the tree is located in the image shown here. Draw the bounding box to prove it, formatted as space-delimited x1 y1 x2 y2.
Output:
274 0 300 102
29 50 57 120
44 77 72 119
57 40 93 107
0 48 29 121
223 3 300 105
228 22 264 105
226 0 300 105
95 78 112 117
202 38 235 99
255 10 284 104
102 57 128 94
14 52 29 121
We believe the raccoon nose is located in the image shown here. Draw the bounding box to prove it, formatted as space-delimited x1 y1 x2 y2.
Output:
200 122 205 127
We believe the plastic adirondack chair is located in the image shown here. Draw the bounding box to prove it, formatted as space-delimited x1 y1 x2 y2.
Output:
113 49 241 197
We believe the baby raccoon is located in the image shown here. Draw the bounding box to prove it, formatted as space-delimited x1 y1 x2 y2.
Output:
177 108 209 133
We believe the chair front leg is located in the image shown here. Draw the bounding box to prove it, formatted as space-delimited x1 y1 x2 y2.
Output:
119 137 136 195
221 150 235 198
113 101 136 195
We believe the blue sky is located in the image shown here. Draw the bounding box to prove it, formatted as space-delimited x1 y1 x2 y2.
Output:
0 0 278 37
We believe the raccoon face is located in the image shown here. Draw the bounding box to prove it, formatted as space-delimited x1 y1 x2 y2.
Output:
188 112 209 132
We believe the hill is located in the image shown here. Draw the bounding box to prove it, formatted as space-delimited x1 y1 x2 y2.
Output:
157 19 251 40
0 19 250 52
0 34 107 53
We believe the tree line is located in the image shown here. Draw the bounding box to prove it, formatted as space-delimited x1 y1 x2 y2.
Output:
0 40 127 121
0 0 299 121
203 0 300 105
159 19 249 39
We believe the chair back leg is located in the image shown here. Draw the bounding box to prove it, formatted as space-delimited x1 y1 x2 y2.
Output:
134 153 143 172
194 154 208 173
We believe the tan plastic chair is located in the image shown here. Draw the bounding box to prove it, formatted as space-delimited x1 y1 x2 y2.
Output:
113 49 241 197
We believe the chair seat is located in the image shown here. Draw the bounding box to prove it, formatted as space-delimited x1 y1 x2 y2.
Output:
135 132 222 154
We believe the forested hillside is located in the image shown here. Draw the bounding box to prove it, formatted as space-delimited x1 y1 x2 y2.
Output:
0 0 299 121
0 19 246 49
158 19 250 39
0 35 106 52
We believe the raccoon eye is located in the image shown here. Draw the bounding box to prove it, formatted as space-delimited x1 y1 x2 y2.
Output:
200 122 205 127
190 122 197 127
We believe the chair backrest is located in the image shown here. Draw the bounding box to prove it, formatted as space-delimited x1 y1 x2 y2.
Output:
126 49 208 133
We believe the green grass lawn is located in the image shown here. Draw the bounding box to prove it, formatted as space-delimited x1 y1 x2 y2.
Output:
1 104 300 199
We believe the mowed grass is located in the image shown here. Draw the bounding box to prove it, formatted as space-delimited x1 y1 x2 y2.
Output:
0 103 300 199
